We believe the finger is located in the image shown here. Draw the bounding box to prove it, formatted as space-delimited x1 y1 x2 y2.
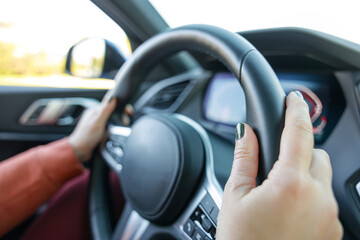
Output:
98 97 116 123
309 149 332 188
224 123 259 199
327 219 343 240
101 90 115 105
279 91 314 170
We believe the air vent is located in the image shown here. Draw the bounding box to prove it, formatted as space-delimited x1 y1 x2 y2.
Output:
146 81 190 109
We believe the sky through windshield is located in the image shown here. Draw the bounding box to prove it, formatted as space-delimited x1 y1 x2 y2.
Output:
151 0 360 45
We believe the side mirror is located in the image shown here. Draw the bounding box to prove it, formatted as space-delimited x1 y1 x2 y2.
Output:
65 38 125 79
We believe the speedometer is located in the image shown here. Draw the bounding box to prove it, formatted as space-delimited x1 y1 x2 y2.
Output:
281 82 326 136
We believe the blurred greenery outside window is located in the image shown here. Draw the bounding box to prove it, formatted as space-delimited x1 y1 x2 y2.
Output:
0 0 131 89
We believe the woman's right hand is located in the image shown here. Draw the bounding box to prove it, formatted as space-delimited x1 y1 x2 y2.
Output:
68 92 116 163
216 91 343 240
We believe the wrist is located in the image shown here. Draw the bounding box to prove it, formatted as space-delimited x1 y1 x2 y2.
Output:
68 136 90 163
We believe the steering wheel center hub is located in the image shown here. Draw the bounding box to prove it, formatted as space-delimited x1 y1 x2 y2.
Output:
121 115 204 224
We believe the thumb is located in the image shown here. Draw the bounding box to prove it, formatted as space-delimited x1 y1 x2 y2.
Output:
224 123 259 199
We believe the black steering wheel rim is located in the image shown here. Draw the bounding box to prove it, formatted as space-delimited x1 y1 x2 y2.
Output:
90 24 285 240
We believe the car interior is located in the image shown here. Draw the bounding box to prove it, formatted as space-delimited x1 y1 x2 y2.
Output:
1 0 360 239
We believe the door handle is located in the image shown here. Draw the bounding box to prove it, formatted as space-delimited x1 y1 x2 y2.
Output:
19 98 100 126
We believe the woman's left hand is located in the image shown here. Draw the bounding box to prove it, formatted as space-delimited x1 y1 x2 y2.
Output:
68 93 116 162
216 92 342 240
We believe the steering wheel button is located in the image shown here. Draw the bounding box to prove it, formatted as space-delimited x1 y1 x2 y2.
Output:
201 214 212 232
106 141 124 161
183 219 196 237
209 206 219 225
195 209 201 216
192 227 205 240
200 193 215 214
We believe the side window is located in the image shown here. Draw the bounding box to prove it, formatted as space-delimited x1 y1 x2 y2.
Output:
0 0 131 89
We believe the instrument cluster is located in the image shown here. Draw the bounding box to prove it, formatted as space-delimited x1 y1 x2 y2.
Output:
203 72 346 144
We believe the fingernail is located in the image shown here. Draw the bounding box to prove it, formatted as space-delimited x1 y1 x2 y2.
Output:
294 91 304 100
124 104 134 116
235 123 245 140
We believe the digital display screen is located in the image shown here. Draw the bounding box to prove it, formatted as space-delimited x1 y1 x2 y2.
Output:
203 72 246 126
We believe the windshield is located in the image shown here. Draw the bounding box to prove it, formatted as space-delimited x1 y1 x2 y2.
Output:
150 0 360 45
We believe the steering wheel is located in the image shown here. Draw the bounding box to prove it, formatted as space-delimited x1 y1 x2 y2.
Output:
89 25 285 239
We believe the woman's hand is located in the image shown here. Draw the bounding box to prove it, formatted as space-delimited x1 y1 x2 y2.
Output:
216 91 343 240
68 93 116 163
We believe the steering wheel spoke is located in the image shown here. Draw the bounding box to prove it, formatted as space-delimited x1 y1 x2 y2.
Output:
101 124 131 176
112 184 221 240
111 204 150 240
110 173 222 240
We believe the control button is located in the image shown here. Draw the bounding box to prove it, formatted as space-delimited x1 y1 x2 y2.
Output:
193 208 201 220
183 219 196 237
209 206 219 225
200 193 215 214
201 214 212 232
192 227 205 240
106 141 124 162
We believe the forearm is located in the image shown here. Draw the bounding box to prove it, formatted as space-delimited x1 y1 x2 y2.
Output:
0 138 83 236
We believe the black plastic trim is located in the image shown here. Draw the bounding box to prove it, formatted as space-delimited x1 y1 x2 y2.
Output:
0 132 65 142
240 27 360 70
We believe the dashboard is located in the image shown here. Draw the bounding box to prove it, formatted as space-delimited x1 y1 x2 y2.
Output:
133 28 360 240
203 72 346 144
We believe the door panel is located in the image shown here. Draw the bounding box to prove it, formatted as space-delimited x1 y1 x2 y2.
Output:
0 86 107 161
